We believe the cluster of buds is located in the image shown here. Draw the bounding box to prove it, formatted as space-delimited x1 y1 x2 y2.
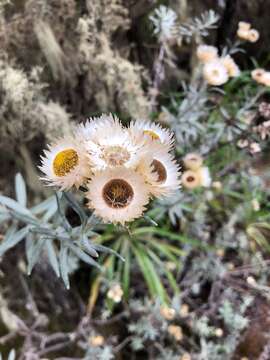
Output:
237 139 261 155
197 45 240 86
160 303 190 322
237 21 260 42
181 153 211 189
107 283 124 303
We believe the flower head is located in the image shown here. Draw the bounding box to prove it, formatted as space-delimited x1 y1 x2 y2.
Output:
167 325 183 341
86 116 147 172
238 21 251 31
129 119 174 150
182 170 201 189
251 69 270 86
89 335 105 347
221 55 240 77
251 68 266 83
197 166 212 187
203 60 229 86
237 28 250 41
183 153 203 171
39 136 91 190
248 29 259 43
140 143 181 197
160 306 176 320
197 45 218 63
86 167 150 224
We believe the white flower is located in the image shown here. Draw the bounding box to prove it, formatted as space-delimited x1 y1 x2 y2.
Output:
86 167 150 224
197 45 218 63
248 29 259 43
221 55 240 77
203 59 229 86
75 118 98 142
86 118 147 172
39 136 91 190
76 114 122 143
261 72 270 86
128 119 174 150
141 143 181 197
198 166 212 187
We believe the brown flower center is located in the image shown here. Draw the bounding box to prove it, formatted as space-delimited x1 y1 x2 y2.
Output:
102 146 130 166
152 159 167 183
187 176 195 182
53 149 79 177
102 179 134 208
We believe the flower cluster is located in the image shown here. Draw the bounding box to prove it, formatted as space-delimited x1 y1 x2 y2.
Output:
197 45 240 86
237 21 259 42
39 114 180 224
181 153 211 189
252 69 270 86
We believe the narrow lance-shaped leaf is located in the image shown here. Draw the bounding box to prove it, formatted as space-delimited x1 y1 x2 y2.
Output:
67 243 102 271
0 195 33 217
92 243 125 262
55 192 71 231
42 200 58 222
46 240 60 277
30 196 56 215
9 210 39 226
27 236 47 275
0 209 10 224
15 173 27 208
0 226 30 257
81 235 99 258
59 244 70 289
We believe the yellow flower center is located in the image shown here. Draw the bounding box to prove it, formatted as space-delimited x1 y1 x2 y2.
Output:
143 130 160 140
102 146 130 166
53 149 79 177
102 179 134 209
152 159 167 183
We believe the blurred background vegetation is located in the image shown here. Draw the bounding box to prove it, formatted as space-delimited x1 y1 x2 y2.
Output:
0 0 270 359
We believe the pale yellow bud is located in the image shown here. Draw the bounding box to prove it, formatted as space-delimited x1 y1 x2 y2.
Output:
168 325 183 341
160 306 176 320
215 328 224 337
179 303 189 317
238 21 251 31
183 153 203 171
89 335 105 347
